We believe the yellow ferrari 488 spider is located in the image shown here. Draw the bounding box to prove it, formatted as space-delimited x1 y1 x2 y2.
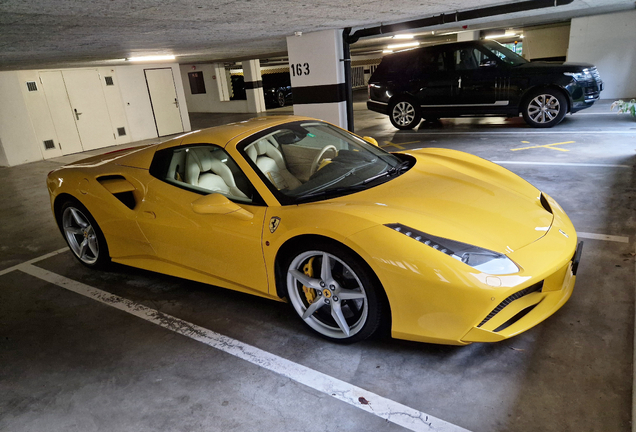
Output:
47 116 582 345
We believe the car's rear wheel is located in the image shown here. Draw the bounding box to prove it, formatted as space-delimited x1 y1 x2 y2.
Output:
389 97 421 130
277 90 286 107
522 89 567 128
57 199 110 269
284 242 384 343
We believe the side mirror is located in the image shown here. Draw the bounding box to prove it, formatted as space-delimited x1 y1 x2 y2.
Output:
363 136 379 147
191 193 253 220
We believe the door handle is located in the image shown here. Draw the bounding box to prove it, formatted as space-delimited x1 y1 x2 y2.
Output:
173 98 179 109
458 77 462 89
74 108 82 120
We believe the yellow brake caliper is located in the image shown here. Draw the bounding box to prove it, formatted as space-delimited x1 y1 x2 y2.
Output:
302 257 317 304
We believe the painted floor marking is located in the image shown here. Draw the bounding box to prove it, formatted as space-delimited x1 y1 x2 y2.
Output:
388 131 636 136
0 247 68 277
382 140 419 150
15 262 471 432
492 161 632 168
511 141 576 152
577 232 630 243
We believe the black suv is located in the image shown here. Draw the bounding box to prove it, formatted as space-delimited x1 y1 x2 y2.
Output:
367 40 603 129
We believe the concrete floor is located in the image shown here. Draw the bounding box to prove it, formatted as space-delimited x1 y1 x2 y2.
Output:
1 92 635 432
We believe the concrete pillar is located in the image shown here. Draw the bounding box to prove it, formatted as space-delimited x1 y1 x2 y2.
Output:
286 29 348 129
212 63 231 102
457 30 480 41
243 59 266 113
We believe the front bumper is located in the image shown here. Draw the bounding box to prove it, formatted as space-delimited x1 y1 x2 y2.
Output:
461 241 582 343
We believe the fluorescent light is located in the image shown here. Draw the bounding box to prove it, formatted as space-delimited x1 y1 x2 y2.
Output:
387 41 420 49
393 34 414 39
382 50 394 54
126 55 176 62
484 34 506 40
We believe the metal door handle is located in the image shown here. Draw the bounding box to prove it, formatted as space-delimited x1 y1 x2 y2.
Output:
173 98 179 108
74 108 82 120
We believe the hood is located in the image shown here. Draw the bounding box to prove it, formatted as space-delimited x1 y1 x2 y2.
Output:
514 61 595 72
321 149 553 253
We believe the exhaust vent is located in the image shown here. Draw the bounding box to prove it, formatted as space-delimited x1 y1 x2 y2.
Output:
117 127 126 136
43 139 55 150
105 76 114 86
26 81 38 92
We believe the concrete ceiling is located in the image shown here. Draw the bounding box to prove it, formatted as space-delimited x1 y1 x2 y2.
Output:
0 0 633 71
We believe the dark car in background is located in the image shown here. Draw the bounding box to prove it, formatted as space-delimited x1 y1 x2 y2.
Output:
367 40 603 129
263 73 293 107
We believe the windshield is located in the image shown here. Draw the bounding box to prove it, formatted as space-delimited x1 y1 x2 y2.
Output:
482 41 528 66
241 121 407 203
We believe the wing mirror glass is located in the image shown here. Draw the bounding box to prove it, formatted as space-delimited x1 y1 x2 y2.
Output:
363 136 379 147
191 193 253 220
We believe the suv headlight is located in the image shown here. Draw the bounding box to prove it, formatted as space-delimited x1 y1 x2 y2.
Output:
386 223 520 275
564 69 592 81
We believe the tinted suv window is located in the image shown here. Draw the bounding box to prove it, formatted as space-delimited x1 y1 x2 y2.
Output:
452 47 495 70
418 49 448 74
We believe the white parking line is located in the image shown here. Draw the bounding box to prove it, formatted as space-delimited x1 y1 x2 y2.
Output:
492 161 632 168
577 232 630 243
16 262 471 432
0 247 68 276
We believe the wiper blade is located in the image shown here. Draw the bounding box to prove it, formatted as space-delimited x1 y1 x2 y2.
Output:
362 160 411 184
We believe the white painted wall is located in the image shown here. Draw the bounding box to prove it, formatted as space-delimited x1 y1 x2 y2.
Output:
568 10 636 99
524 23 570 61
0 63 191 166
0 72 43 166
179 64 250 113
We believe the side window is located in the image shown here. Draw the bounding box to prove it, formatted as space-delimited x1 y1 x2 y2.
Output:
453 47 495 70
419 50 447 74
151 145 255 203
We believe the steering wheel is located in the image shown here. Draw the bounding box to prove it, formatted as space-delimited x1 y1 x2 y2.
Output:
309 145 338 176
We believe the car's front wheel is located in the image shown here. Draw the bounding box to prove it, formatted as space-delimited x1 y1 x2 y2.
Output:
57 199 110 269
389 97 421 130
522 89 567 128
284 242 385 343
276 90 286 107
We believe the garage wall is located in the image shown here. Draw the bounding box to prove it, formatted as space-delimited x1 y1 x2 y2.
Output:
180 64 250 113
0 72 43 166
523 23 570 61
568 10 636 99
0 63 191 167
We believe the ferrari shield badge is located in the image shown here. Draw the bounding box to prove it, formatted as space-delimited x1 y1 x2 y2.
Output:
269 216 281 233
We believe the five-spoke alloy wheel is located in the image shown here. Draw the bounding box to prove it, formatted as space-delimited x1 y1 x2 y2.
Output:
58 200 110 268
522 89 567 128
285 243 384 343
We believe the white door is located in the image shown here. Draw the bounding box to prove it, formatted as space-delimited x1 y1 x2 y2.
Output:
39 71 85 155
62 69 116 151
144 68 184 136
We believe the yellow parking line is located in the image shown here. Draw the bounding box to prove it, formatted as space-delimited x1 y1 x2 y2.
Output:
511 141 575 152
381 140 419 150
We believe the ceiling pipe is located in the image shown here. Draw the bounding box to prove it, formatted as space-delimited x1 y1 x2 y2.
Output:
344 0 574 43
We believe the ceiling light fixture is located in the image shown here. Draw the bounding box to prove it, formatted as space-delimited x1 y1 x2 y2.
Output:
126 55 176 62
382 50 394 54
484 34 506 40
393 34 414 39
387 41 420 50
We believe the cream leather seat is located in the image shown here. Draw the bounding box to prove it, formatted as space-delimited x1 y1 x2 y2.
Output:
185 148 247 198
246 139 301 190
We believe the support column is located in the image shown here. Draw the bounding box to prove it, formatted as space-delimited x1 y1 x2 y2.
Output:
286 29 348 129
243 59 266 113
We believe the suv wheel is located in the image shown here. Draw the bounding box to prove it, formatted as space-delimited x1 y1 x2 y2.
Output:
522 89 567 128
389 97 421 130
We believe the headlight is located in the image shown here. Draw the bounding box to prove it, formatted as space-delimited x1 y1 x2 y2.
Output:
564 69 592 81
386 223 520 275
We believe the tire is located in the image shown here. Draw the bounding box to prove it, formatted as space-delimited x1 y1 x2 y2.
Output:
57 199 110 269
284 241 385 343
276 90 286 107
389 97 421 130
522 88 567 128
